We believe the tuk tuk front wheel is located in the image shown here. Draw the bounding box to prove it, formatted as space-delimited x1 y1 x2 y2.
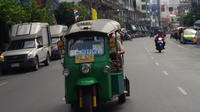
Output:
79 87 94 112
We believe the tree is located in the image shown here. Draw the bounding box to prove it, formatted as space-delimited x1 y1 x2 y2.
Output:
22 0 54 24
180 8 200 27
0 0 28 26
55 2 89 26
0 0 54 50
0 0 54 26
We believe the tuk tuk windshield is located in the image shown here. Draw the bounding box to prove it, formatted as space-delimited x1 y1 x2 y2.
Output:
51 37 60 44
68 36 104 57
184 30 197 35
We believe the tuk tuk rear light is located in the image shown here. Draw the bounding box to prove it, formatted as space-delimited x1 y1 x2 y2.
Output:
104 65 111 73
63 68 70 76
81 64 91 74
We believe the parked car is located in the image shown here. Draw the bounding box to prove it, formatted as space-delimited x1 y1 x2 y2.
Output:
0 23 51 74
50 25 68 59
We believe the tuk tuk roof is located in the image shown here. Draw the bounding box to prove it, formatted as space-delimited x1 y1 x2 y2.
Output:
67 19 121 35
50 25 68 37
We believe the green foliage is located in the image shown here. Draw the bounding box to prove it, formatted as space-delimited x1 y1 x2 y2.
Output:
180 8 200 27
55 2 89 26
0 0 27 26
23 0 54 24
0 0 53 27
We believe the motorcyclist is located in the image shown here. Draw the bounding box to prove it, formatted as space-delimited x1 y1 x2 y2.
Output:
154 32 166 49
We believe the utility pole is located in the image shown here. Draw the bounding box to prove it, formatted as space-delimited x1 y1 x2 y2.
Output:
157 0 161 27
145 0 149 27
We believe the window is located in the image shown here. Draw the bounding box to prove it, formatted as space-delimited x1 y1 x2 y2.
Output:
141 5 146 10
161 5 165 12
16 24 31 36
37 37 43 46
8 39 35 50
184 30 197 35
68 36 104 57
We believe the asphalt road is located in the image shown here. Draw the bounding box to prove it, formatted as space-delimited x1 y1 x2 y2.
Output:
1 37 200 112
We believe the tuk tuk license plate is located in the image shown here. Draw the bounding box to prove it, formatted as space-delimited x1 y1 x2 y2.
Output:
75 54 94 64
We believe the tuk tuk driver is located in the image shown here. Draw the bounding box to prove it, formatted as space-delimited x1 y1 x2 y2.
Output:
109 33 125 55
109 33 125 71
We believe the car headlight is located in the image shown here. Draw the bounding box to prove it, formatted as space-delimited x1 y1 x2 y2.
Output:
63 68 70 76
0 55 4 62
81 64 91 74
27 52 34 59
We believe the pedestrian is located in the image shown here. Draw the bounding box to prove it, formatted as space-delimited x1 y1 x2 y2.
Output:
174 31 178 41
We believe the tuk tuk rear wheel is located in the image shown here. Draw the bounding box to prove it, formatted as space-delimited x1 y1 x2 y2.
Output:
118 93 126 103
125 78 130 96
71 102 79 112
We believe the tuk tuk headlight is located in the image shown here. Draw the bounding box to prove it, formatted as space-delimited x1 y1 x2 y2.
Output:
63 68 70 76
104 65 111 73
81 64 91 74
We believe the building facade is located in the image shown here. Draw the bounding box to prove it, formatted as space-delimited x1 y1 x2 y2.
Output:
159 0 179 29
136 0 151 26
177 0 191 17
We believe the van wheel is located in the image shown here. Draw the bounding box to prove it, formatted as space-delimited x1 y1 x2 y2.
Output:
33 57 39 71
44 54 50 66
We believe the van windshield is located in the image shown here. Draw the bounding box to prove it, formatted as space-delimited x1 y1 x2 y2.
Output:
68 36 104 57
8 39 35 50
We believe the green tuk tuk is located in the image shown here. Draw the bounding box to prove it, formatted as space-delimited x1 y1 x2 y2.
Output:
63 19 130 112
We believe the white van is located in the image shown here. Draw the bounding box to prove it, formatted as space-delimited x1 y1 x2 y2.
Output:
50 25 67 59
0 23 51 73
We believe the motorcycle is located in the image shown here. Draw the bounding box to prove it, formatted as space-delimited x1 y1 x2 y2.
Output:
156 37 164 53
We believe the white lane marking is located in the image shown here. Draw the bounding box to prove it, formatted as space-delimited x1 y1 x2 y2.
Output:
162 71 169 76
177 45 185 49
144 47 151 55
177 87 188 96
155 62 159 66
0 81 8 87
168 39 186 49
145 47 149 52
